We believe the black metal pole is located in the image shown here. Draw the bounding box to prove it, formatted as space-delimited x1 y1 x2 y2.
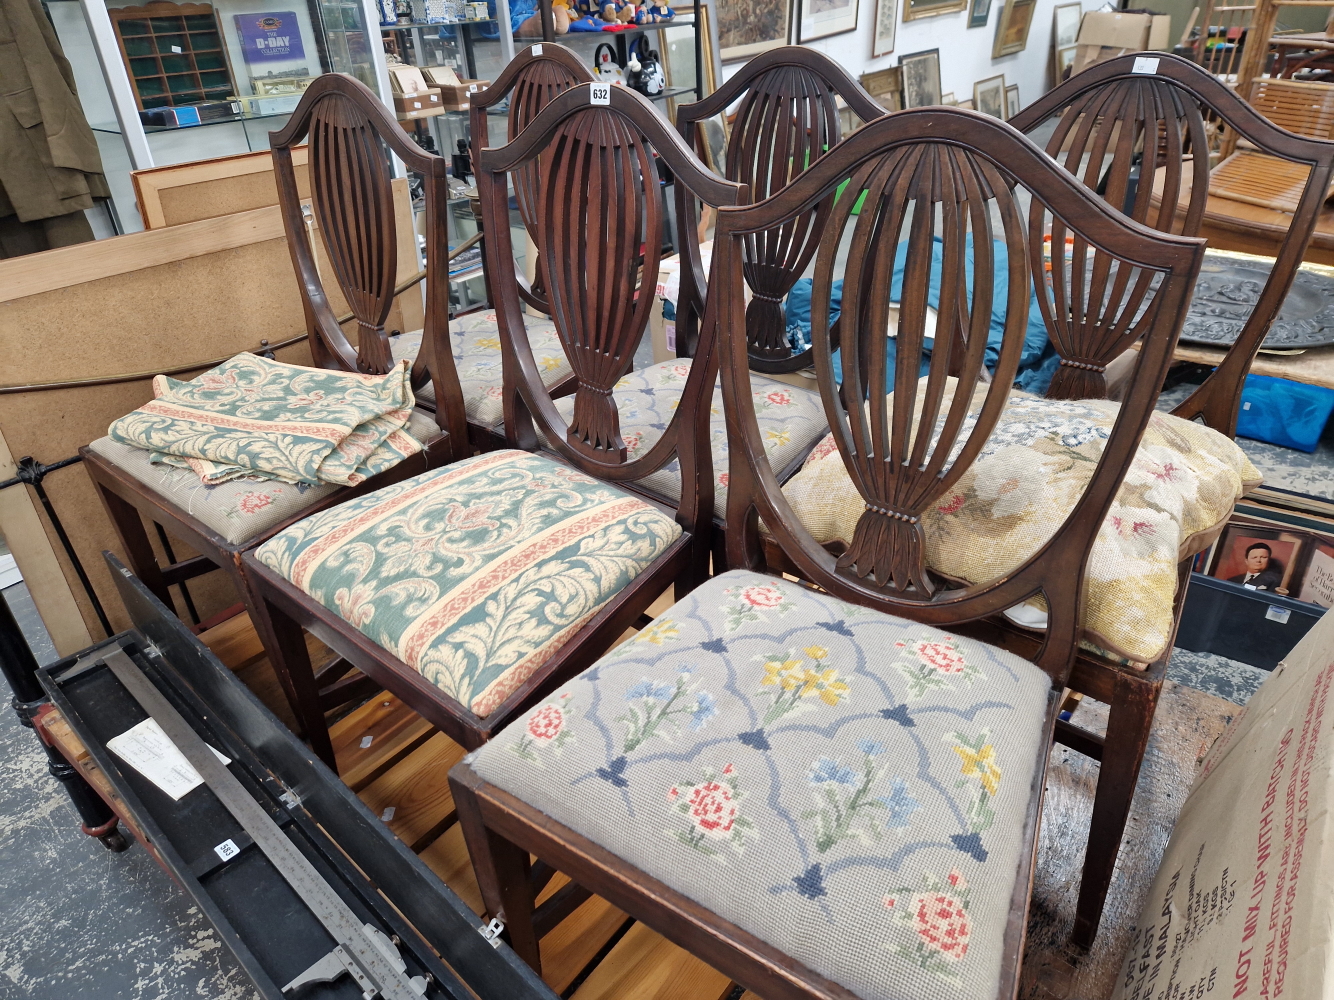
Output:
0 591 127 851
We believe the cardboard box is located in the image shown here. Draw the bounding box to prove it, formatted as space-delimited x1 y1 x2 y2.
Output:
1076 10 1172 50
435 78 491 111
1113 605 1334 1000
394 88 442 114
388 64 430 95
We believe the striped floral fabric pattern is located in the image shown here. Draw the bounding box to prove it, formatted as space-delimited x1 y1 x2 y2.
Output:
255 450 682 717
472 570 1052 1000
109 354 422 487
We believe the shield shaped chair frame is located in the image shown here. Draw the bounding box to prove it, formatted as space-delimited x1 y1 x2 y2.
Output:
1005 51 1334 945
448 106 1206 994
82 74 469 768
240 84 745 765
672 45 887 372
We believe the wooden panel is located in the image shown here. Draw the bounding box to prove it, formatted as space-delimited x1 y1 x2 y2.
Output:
1250 78 1334 140
330 692 435 792
133 147 311 230
568 921 733 1000
1207 150 1313 213
356 732 466 851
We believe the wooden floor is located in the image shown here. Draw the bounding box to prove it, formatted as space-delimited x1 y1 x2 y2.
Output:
196 608 1239 1000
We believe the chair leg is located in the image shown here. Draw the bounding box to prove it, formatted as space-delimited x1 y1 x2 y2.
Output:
451 770 542 973
238 569 337 771
1071 669 1161 949
93 481 175 612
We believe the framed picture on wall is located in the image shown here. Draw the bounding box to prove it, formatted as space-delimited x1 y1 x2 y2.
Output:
1053 1 1081 47
1005 82 1020 118
717 0 792 61
992 0 1036 57
903 0 965 24
900 48 942 107
860 66 903 109
1056 44 1077 81
799 0 858 41
967 0 991 28
872 0 898 56
974 73 1006 118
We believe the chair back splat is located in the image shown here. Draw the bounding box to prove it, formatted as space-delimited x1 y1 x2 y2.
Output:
470 45 593 314
718 107 1206 685
1009 53 1334 430
270 75 468 456
476 84 745 556
674 47 886 369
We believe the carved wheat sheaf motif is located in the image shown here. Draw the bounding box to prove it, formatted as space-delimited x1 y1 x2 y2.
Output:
1034 77 1208 399
814 143 1029 595
308 94 398 375
538 109 660 460
727 66 841 360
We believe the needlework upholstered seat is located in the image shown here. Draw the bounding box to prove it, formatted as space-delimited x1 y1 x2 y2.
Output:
469 569 1051 1000
391 310 573 431
548 359 830 518
253 449 682 718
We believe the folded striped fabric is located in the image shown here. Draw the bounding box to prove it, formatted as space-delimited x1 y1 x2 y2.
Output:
109 354 422 487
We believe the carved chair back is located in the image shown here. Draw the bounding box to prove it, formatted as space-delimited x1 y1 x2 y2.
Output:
476 84 745 544
470 44 594 313
718 107 1206 684
270 74 468 455
673 46 886 368
1009 53 1334 428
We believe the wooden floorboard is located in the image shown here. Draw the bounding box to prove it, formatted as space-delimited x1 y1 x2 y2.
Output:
418 824 484 916
197 611 265 671
330 693 435 792
569 922 734 1000
356 731 465 852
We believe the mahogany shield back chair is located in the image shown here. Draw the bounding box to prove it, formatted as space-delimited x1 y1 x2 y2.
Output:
239 84 744 771
448 107 1205 995
1009 52 1334 431
673 46 887 372
82 74 467 763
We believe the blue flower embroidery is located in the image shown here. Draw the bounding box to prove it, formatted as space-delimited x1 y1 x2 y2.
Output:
857 739 887 756
690 692 718 731
810 758 858 787
626 679 676 701
876 777 921 829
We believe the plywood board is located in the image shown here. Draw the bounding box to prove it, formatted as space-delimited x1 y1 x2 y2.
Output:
133 146 312 230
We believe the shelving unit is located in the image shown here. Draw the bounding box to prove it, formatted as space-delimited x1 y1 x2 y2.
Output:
109 2 236 109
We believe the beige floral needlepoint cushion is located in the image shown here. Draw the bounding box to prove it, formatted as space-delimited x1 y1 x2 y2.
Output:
549 360 830 518
782 380 1261 664
254 450 681 717
470 570 1053 1000
391 310 573 431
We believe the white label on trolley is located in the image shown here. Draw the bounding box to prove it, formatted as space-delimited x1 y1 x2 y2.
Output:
532 43 543 55
214 839 241 862
591 82 612 105
1132 56 1160 75
1266 606 1292 624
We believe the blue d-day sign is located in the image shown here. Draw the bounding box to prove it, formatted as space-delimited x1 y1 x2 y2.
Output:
234 12 305 63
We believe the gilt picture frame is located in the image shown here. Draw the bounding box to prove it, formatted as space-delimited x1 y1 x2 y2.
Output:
903 0 965 25
992 0 1036 57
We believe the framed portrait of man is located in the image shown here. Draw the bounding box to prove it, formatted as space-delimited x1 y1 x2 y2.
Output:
1211 527 1303 595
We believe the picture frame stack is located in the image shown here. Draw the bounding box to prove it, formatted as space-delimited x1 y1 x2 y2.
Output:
1053 1 1081 83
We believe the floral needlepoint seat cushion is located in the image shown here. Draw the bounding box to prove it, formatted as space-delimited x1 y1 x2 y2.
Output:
391 311 573 431
781 381 1261 665
469 569 1052 1000
85 409 440 546
254 450 682 718
548 360 829 519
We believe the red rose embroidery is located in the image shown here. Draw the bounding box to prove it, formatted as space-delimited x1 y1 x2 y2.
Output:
914 640 966 675
527 704 564 741
938 494 966 515
717 473 730 487
686 780 738 838
765 390 792 406
671 364 691 379
485 386 504 398
911 892 970 959
740 585 783 609
237 492 273 515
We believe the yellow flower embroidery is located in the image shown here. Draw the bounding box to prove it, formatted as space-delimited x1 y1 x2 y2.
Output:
801 667 850 706
953 743 1002 796
766 428 792 446
804 645 829 660
475 337 501 350
762 658 807 690
637 620 680 645
539 355 563 371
